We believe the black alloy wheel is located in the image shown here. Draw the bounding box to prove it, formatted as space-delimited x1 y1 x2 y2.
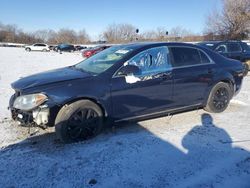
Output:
67 108 99 140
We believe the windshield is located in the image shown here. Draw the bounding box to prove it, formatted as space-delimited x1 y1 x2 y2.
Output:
75 46 133 74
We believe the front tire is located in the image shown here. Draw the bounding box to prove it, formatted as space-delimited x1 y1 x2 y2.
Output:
25 48 31 52
204 82 232 113
55 100 104 143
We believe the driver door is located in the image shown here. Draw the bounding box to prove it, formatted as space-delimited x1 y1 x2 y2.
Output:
111 46 174 120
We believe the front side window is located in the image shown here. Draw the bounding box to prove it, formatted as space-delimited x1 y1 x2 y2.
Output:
215 44 227 53
126 46 171 76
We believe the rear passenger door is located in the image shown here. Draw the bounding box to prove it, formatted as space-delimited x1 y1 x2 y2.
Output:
169 46 215 108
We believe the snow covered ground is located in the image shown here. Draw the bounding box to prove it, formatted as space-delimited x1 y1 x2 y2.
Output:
0 47 249 188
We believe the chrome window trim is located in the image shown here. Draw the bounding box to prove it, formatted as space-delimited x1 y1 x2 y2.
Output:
112 45 215 79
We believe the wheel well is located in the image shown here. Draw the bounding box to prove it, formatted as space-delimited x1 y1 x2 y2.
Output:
61 97 107 117
220 79 234 97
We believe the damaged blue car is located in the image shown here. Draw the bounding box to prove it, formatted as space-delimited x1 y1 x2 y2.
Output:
9 42 245 143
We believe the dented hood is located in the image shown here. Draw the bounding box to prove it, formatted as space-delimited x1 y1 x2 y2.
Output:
11 66 91 91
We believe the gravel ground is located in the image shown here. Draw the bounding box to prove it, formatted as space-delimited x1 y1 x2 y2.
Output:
0 47 249 188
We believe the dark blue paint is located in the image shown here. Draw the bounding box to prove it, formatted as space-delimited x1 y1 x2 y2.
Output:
9 42 245 126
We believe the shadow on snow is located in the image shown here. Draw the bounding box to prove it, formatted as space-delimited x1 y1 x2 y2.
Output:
0 113 249 187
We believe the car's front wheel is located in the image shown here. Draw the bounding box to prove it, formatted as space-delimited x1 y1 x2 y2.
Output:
204 82 232 113
55 100 104 143
25 48 31 52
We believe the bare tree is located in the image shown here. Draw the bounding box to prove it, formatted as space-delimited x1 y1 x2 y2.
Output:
139 27 168 41
204 0 250 40
33 29 56 43
77 29 90 44
102 23 137 43
54 29 78 44
169 26 193 41
140 30 158 41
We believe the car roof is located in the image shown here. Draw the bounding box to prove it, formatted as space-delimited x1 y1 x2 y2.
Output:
115 42 201 50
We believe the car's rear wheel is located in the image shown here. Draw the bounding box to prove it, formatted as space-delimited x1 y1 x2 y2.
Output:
55 100 104 143
204 82 232 113
42 49 47 52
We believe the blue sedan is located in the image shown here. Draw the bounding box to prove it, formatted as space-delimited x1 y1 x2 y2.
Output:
9 42 245 143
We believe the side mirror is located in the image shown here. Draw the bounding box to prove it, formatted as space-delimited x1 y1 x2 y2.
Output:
118 65 141 76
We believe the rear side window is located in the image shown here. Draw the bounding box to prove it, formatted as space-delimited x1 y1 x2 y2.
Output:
227 43 242 52
35 44 46 46
170 47 202 67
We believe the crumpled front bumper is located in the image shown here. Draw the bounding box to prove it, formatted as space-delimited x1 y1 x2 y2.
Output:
9 93 58 128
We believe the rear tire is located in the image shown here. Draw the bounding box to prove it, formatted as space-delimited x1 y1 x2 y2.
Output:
55 100 104 143
204 82 232 113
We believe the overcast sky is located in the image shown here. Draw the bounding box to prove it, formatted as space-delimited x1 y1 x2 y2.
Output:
0 0 222 39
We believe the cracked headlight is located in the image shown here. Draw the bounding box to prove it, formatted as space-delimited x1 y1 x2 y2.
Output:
13 93 48 111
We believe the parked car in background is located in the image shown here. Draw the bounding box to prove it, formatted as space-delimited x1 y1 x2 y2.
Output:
56 44 75 53
198 41 250 71
75 45 87 51
9 42 245 143
82 45 110 58
49 45 57 51
25 43 50 52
